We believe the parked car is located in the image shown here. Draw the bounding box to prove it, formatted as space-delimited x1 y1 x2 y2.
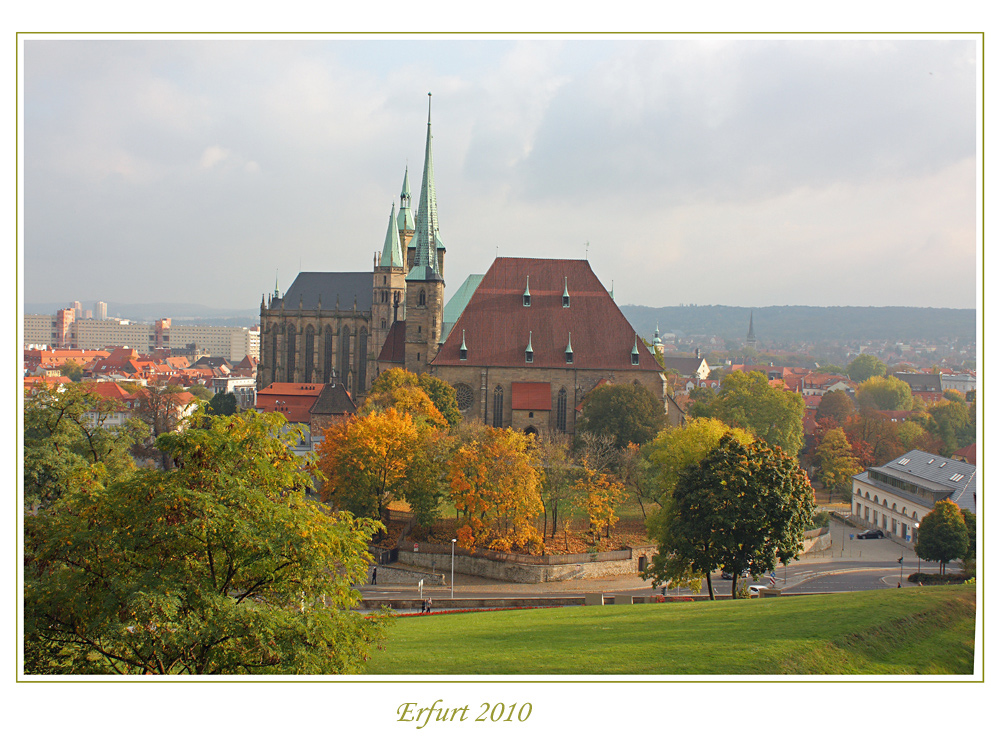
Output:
720 570 751 580
748 585 770 597
857 529 885 539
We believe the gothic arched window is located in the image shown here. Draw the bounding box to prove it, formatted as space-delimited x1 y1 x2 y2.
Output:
323 325 334 382
419 290 426 307
556 388 568 432
304 325 315 382
340 327 352 384
492 385 504 428
286 322 297 380
358 328 368 392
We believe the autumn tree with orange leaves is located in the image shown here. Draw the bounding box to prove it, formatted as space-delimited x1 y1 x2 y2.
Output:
572 463 627 543
448 426 544 554
318 408 423 522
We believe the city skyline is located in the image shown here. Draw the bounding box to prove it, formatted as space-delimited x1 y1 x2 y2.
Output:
22 37 980 313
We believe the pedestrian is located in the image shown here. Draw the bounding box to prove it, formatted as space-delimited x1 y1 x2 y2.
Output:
420 598 427 614
371 566 377 586
426 597 433 614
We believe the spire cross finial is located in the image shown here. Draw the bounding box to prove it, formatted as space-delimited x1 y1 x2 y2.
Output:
427 92 432 124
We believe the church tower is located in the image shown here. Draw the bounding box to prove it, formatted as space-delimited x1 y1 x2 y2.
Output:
372 202 407 362
398 167 416 270
746 310 758 351
404 93 446 374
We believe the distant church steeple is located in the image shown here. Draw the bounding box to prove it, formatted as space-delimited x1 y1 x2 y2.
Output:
746 310 758 351
406 92 445 282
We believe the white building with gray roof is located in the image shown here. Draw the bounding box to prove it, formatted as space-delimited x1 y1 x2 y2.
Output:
851 450 976 546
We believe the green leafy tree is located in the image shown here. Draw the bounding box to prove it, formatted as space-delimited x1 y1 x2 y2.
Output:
206 391 238 416
814 427 860 490
855 375 913 411
915 499 970 575
643 433 815 599
23 383 148 512
925 400 974 456
24 411 388 675
961 509 976 572
816 389 854 426
186 383 213 401
703 371 805 456
576 382 667 450
58 360 85 382
847 354 887 383
643 418 754 508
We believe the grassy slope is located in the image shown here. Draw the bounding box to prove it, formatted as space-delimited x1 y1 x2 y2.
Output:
363 585 976 675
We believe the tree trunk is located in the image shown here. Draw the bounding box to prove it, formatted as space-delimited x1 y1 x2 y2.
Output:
706 572 715 600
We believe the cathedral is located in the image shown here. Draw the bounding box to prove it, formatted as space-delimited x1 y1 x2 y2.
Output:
259 95 674 435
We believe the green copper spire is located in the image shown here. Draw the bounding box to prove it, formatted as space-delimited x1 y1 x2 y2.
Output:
407 93 445 281
397 166 415 233
380 202 404 268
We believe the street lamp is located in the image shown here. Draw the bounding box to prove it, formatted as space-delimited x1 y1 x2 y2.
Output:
451 538 456 599
913 522 920 577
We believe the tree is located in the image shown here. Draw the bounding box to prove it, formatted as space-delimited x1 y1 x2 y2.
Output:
576 382 667 449
643 434 815 600
925 400 974 456
960 509 976 572
24 411 388 675
206 391 238 416
572 464 627 543
814 428 860 491
134 382 192 469
845 411 904 467
317 408 423 522
537 434 576 539
58 360 85 382
915 499 970 575
847 354 887 383
449 427 544 553
366 368 459 428
23 383 148 512
187 383 213 400
705 371 805 456
855 375 913 411
642 418 754 508
816 389 854 426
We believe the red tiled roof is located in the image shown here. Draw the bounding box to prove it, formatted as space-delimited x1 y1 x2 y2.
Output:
256 383 326 424
953 443 977 465
433 258 661 371
511 382 552 411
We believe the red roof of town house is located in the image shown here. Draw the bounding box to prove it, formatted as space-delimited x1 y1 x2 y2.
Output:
433 258 662 371
803 394 823 409
511 382 552 411
953 443 977 465
256 383 326 424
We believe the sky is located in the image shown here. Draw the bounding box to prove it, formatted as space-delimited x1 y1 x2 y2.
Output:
22 37 979 312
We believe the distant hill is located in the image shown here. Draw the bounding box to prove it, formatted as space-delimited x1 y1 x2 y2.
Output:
620 305 977 345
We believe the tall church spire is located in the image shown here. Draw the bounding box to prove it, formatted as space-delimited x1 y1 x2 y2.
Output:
407 92 445 281
746 310 757 350
380 203 404 268
397 166 415 233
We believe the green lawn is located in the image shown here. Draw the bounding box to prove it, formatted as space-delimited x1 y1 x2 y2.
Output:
363 585 976 675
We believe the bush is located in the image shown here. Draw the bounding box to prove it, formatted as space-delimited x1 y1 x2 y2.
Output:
907 572 972 585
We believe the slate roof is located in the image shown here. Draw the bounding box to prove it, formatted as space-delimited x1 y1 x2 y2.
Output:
310 381 357 417
855 448 977 514
891 372 943 392
433 257 662 371
280 272 373 313
660 355 706 377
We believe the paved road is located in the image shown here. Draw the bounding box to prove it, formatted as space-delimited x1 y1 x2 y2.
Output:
360 517 958 604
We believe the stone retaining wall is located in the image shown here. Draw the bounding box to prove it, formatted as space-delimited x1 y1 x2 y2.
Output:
369 564 445 586
399 544 659 584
